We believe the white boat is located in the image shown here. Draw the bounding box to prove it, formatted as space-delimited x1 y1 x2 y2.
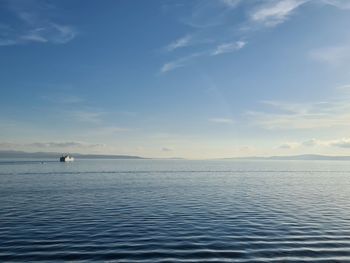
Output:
60 155 74 162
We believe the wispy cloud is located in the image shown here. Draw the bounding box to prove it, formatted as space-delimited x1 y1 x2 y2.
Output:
209 118 235 124
212 41 246 55
161 147 173 152
337 84 350 91
330 138 350 148
309 45 350 66
29 141 105 149
182 0 241 28
306 138 350 148
248 97 350 130
221 0 241 8
160 40 246 72
251 0 308 27
302 138 321 147
160 0 310 73
161 52 203 73
70 110 105 124
160 0 350 73
0 0 77 46
41 94 84 104
87 126 131 135
322 0 350 9
279 137 350 150
161 58 186 73
165 35 192 52
0 141 105 150
278 142 300 149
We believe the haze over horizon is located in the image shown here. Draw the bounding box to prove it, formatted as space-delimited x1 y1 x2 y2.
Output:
2 0 350 159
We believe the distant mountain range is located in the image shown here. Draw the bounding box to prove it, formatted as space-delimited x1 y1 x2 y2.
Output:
226 154 350 161
0 150 145 159
1 151 350 161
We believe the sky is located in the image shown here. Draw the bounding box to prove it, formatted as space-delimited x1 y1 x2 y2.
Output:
1 0 350 159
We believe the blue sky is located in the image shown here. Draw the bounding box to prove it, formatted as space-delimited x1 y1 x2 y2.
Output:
1 0 350 158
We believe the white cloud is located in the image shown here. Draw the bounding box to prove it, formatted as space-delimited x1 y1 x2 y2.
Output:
0 1 76 46
329 138 350 148
161 60 185 73
29 142 105 148
337 84 350 91
50 24 76 44
161 52 203 73
71 111 105 123
166 35 192 52
183 0 237 28
17 24 76 45
249 99 350 130
0 142 17 148
309 45 350 66
274 137 350 154
251 0 308 27
88 126 130 135
302 138 321 147
294 138 350 149
161 147 173 152
276 137 350 150
209 118 235 124
160 40 246 72
322 0 350 9
161 0 350 72
212 41 246 55
0 141 105 150
221 0 241 8
278 142 300 149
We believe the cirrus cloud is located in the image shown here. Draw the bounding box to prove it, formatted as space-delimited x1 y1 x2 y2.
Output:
251 0 308 27
0 0 77 46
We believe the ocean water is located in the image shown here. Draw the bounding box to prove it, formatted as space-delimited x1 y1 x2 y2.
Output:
1 159 350 262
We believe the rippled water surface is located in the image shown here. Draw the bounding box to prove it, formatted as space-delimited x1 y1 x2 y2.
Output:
1 159 350 262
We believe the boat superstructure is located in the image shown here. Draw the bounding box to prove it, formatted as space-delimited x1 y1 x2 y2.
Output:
60 155 74 162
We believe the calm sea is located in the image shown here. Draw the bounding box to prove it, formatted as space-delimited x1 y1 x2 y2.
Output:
1 159 350 262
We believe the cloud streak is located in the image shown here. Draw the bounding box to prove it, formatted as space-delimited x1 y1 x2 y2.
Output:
160 0 323 73
0 141 105 150
209 118 235 124
0 0 77 46
279 137 350 150
212 41 246 55
165 35 192 52
71 111 105 124
322 0 350 9
161 52 204 73
161 147 173 152
160 0 350 73
278 142 300 149
251 0 308 27
221 0 241 8
309 45 350 66
249 98 350 130
160 40 245 73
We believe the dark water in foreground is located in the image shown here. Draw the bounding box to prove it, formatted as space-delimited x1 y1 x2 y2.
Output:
1 159 350 262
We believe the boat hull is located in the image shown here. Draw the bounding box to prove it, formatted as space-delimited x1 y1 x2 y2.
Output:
60 156 74 162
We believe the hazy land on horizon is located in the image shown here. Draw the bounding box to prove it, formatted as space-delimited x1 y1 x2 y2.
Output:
2 150 350 161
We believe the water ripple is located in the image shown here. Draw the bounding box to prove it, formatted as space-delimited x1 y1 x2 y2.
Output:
1 160 350 262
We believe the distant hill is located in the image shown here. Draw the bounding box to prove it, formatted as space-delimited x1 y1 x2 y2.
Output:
1 151 349 161
226 154 350 161
0 150 145 159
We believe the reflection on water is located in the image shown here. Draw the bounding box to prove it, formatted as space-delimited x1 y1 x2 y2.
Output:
1 159 350 262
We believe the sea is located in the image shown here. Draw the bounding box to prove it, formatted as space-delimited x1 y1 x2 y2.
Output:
1 159 350 262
